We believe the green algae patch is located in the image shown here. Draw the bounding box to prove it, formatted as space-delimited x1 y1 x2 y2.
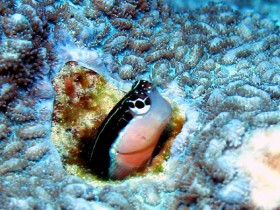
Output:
51 62 124 179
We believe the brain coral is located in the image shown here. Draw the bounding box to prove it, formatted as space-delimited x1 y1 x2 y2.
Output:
1 0 280 209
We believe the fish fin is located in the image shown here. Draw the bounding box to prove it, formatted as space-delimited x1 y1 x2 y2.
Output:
109 158 135 180
146 156 153 165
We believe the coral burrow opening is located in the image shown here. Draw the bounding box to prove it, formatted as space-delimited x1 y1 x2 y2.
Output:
51 62 184 183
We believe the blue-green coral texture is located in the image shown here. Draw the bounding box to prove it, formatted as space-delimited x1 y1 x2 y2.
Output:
1 0 280 209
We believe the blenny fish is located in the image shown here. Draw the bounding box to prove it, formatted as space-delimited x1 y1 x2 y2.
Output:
83 80 172 180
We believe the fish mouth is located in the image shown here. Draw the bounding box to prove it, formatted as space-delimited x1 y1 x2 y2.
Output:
116 142 158 156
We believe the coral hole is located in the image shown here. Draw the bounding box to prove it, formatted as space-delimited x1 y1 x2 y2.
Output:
51 62 184 182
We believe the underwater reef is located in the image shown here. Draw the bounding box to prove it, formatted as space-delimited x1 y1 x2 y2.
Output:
1 0 280 209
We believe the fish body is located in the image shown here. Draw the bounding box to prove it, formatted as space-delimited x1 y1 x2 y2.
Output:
84 80 172 179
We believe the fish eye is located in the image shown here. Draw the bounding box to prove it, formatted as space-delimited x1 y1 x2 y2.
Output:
135 100 145 109
128 98 151 115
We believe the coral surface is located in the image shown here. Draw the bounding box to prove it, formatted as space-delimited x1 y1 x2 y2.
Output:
1 0 280 209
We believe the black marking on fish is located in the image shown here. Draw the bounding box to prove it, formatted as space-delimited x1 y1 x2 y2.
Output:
83 80 152 178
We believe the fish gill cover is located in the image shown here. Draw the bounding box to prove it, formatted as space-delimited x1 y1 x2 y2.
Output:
0 0 280 209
